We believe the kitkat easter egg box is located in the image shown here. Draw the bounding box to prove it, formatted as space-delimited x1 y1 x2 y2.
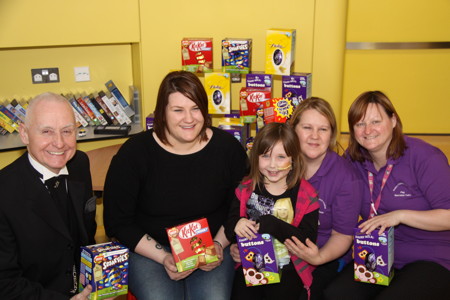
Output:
181 38 213 73
79 242 129 300
166 218 218 272
239 87 272 123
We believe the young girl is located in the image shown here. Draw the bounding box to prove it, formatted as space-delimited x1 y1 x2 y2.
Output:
224 122 320 300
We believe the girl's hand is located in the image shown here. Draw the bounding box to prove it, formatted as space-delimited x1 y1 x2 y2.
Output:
235 218 258 240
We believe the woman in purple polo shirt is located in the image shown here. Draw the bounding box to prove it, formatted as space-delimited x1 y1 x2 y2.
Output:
324 91 450 299
284 97 363 300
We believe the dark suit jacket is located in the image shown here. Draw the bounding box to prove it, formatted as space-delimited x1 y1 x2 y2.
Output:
0 150 96 299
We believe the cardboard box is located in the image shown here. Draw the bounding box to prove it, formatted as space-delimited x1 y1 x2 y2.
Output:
181 38 213 73
281 73 312 110
79 242 129 300
353 226 394 286
239 87 272 124
217 111 250 147
237 233 281 286
222 38 252 74
146 113 154 130
263 98 294 124
265 29 296 75
166 218 218 272
205 72 231 114
245 73 273 92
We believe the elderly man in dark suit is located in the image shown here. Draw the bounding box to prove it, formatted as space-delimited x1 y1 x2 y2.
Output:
0 92 97 299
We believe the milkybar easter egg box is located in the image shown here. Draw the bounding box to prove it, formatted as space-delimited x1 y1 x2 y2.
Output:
166 218 218 272
265 29 296 75
205 72 231 114
79 242 129 300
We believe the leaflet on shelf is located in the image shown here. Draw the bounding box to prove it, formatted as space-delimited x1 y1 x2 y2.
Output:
84 95 108 126
6 100 26 123
67 95 94 126
76 95 100 125
105 80 135 118
99 91 132 125
94 93 119 125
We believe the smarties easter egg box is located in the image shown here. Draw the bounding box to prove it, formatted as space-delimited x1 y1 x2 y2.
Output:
353 226 394 286
166 218 218 272
237 233 281 287
79 242 129 300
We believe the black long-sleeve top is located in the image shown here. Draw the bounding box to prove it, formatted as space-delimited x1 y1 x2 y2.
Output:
224 183 319 245
103 128 248 251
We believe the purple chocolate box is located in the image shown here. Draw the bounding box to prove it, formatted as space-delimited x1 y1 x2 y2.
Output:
281 73 312 109
246 73 273 91
353 226 394 286
237 233 281 287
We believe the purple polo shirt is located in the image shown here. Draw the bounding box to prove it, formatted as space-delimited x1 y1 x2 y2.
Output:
350 136 450 270
308 150 362 251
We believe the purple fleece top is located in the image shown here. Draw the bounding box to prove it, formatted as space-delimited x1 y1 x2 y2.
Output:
308 150 362 250
350 136 450 270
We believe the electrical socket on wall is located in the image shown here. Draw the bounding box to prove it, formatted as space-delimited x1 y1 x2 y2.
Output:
31 68 60 84
74 66 90 82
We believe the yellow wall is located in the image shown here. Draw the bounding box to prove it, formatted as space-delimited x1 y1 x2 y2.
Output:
0 0 140 47
138 0 317 117
0 45 134 100
341 0 450 133
1 0 448 169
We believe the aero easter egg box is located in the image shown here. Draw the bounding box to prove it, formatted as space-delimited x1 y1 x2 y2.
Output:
79 242 129 300
237 233 281 287
166 218 218 272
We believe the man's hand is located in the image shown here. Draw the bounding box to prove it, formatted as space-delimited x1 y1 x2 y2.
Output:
70 285 92 300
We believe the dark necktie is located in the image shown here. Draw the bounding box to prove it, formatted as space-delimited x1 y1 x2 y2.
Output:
45 175 69 225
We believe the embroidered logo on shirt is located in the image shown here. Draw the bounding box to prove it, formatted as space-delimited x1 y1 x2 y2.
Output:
393 183 412 197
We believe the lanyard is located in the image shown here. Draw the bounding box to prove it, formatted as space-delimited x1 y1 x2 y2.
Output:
368 164 393 218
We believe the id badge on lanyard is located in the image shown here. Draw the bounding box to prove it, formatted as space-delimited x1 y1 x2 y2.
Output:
368 164 393 219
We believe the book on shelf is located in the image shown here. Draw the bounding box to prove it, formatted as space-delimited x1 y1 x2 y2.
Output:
94 93 119 125
76 94 100 125
0 104 22 126
87 94 110 125
84 95 108 126
67 94 95 126
71 104 89 127
105 80 135 118
0 125 8 135
129 85 140 124
98 91 132 125
6 100 26 124
0 110 18 133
